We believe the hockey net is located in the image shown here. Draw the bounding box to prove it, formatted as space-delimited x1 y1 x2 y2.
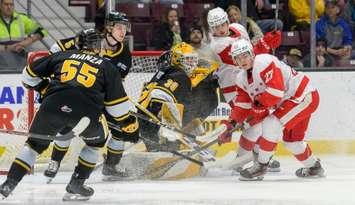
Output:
0 50 163 174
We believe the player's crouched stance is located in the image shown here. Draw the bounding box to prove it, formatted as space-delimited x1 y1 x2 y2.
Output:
0 30 139 201
219 38 325 181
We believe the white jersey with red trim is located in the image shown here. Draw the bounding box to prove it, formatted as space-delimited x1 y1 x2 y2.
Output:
210 23 250 66
210 23 249 103
232 54 316 110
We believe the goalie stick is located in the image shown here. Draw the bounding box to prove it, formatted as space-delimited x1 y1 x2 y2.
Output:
0 117 90 141
130 111 216 162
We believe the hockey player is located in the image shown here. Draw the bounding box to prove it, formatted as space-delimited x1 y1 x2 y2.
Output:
50 11 132 79
0 30 139 200
207 7 281 171
207 7 282 103
139 42 219 151
45 11 133 182
219 38 325 180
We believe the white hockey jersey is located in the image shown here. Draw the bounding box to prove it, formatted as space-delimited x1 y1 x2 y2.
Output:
231 54 316 113
210 23 249 103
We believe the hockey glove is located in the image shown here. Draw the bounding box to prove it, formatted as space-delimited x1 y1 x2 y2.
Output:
262 30 281 50
248 100 269 126
111 115 140 143
218 120 235 145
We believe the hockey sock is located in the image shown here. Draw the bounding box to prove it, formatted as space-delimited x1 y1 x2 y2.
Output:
258 136 278 164
8 144 39 182
106 137 124 166
51 140 71 162
75 145 99 179
283 141 317 168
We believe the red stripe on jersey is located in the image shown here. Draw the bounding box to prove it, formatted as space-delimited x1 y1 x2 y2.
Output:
229 26 241 38
258 136 277 152
222 85 237 93
218 45 234 65
258 61 285 107
239 135 256 151
295 144 313 161
293 76 310 99
231 106 250 123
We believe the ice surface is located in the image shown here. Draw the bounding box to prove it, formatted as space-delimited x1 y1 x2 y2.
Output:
0 155 354 205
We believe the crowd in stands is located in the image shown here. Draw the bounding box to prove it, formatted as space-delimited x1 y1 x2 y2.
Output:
1 0 355 71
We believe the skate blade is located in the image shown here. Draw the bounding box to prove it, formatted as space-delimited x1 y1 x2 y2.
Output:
239 175 264 181
102 175 131 182
267 167 281 172
297 173 326 179
62 192 91 201
46 177 54 184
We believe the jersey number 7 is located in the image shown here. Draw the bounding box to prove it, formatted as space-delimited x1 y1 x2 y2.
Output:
61 60 99 88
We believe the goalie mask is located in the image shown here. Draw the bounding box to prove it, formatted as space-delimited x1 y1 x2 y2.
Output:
171 42 199 77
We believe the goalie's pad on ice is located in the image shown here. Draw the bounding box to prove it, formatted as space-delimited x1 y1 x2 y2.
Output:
112 151 205 180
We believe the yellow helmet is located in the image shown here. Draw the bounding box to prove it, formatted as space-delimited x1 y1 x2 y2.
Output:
170 42 198 76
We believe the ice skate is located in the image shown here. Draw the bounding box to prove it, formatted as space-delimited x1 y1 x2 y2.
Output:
267 159 281 172
62 175 94 201
0 178 18 199
239 161 268 181
43 160 59 183
253 151 280 172
102 164 130 181
295 159 325 178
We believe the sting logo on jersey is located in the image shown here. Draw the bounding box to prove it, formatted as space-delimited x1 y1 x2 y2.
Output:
61 105 72 113
264 70 273 83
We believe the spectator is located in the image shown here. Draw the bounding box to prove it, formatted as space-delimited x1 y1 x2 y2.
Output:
283 48 304 69
316 0 352 60
152 8 188 50
215 0 283 33
0 0 47 53
342 0 355 43
188 25 218 61
226 5 263 44
303 38 334 67
288 0 325 30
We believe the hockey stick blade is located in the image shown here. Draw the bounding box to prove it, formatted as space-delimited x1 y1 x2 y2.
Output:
0 117 90 141
106 121 204 166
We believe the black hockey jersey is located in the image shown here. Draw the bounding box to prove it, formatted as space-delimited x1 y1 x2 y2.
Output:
23 50 133 121
139 66 218 126
50 36 132 78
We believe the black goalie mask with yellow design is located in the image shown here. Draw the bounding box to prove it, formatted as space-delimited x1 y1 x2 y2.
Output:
171 42 199 77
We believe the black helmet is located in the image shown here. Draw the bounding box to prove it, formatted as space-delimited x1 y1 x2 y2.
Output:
106 11 131 32
76 28 102 50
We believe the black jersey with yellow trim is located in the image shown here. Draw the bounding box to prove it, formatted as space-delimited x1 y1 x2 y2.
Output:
50 37 132 79
139 66 218 125
100 41 132 79
25 50 128 113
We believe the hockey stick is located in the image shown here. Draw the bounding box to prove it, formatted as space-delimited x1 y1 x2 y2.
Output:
106 121 204 166
0 117 90 141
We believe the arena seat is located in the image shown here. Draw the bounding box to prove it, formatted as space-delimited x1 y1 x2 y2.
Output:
151 3 184 21
117 3 150 19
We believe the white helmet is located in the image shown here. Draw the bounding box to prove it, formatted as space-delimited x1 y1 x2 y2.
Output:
230 38 254 58
207 7 229 29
